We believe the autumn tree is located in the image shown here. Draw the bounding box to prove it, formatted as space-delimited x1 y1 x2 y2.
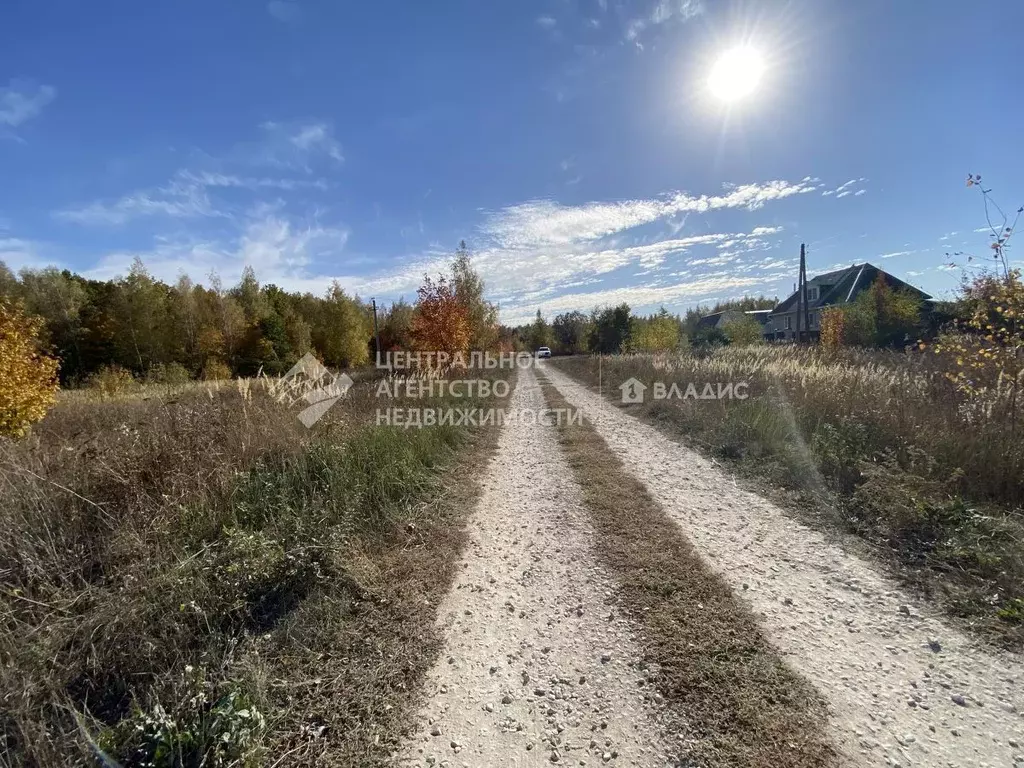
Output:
451 241 499 350
631 308 682 352
409 274 470 359
0 299 60 437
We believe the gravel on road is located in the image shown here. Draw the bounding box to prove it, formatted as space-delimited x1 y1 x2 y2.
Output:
399 369 679 768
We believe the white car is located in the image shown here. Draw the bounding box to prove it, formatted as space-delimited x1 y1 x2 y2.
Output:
535 346 552 358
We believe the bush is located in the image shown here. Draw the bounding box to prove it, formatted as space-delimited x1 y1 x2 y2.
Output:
202 359 233 381
87 364 138 395
0 299 60 438
146 362 193 385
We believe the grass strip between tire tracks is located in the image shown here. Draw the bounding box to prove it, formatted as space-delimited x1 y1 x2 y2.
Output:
536 371 842 768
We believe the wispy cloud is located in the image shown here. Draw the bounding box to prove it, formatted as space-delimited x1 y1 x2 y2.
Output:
258 120 344 167
822 177 868 197
625 0 702 43
0 79 56 130
55 178 220 226
287 122 343 161
56 123 339 226
482 180 815 249
267 1 301 23
536 15 557 28
879 250 914 259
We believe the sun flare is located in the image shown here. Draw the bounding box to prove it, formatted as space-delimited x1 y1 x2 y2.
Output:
708 46 764 102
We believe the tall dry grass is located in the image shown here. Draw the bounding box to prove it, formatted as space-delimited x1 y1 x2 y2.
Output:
0 369 508 766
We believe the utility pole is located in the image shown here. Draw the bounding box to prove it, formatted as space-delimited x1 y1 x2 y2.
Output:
796 243 809 343
371 297 381 366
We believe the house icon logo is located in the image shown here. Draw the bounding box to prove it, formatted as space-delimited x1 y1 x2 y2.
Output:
619 377 647 404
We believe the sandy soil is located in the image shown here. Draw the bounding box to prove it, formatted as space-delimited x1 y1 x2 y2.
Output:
398 369 680 768
543 363 1024 768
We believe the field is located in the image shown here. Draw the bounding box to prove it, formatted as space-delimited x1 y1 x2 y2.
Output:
552 346 1024 648
0 371 506 766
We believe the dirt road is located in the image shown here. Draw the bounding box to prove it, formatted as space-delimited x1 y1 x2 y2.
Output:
400 366 1023 768
399 369 680 767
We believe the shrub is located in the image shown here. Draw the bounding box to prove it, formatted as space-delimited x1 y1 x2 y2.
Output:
87 364 138 395
202 359 233 381
146 362 193 385
0 299 60 437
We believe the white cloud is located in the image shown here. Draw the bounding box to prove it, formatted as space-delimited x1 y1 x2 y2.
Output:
288 122 343 161
481 179 815 249
536 15 557 28
501 272 781 326
85 214 351 287
0 79 56 128
879 250 913 259
822 177 867 197
626 0 702 42
749 225 784 236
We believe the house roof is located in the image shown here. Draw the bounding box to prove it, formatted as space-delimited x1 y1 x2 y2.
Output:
771 263 931 314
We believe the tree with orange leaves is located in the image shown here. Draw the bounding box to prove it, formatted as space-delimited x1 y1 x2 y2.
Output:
409 274 471 359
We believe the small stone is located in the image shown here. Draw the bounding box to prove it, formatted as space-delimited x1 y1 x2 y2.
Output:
899 604 912 616
602 753 612 763
928 639 942 653
952 694 968 707
490 666 498 674
783 597 793 606
450 740 460 749
502 693 513 704
430 726 441 736
600 653 612 664
535 688 547 697
484 703 493 712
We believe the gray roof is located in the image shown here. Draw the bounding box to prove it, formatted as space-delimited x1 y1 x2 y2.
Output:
772 263 930 314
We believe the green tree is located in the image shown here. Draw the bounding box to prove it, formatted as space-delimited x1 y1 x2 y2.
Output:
316 283 371 367
589 304 632 353
527 310 553 350
722 315 764 346
552 310 592 354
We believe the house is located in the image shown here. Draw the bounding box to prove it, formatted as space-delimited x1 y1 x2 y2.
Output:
695 309 771 332
764 262 931 342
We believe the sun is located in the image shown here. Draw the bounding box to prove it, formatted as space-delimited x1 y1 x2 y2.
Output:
708 46 765 102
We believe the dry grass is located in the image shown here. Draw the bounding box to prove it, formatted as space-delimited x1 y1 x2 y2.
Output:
554 348 1024 648
536 371 840 768
0 369 507 766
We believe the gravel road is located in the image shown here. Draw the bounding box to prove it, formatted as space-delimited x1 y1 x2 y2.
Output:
543 363 1024 768
399 368 680 768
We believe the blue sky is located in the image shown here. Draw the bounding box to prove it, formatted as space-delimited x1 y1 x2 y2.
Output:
2 0 1022 324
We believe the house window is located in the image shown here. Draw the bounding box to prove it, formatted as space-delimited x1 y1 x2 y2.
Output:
807 286 819 301
810 312 818 328
784 316 791 330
